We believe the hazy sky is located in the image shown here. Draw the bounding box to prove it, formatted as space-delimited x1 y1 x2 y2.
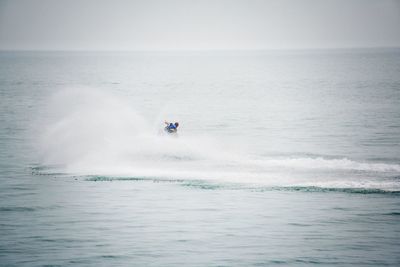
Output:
0 0 399 50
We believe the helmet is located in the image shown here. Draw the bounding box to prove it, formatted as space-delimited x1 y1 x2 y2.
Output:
174 122 179 127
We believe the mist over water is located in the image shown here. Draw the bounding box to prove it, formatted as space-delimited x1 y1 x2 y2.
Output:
38 87 236 175
37 77 400 191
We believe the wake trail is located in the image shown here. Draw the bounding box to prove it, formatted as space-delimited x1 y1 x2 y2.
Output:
35 87 400 191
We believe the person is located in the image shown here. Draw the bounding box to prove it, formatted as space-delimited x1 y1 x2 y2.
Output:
164 121 179 134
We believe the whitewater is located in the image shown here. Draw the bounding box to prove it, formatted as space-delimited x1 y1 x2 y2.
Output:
35 86 400 191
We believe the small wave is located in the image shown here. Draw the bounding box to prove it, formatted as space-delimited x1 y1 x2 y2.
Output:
181 181 400 194
73 175 400 194
85 175 184 183
269 186 400 194
0 207 36 212
252 157 400 172
384 212 400 216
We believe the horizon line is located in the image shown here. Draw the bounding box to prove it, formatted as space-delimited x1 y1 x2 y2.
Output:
1 45 400 53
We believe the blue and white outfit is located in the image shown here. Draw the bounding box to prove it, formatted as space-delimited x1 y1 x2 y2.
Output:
165 123 177 133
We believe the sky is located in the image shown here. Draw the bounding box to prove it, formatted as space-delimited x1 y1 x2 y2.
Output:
0 0 399 50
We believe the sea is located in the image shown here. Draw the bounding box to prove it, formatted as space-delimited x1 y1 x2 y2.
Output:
0 49 399 266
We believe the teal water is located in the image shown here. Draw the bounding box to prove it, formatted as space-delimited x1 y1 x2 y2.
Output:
1 49 400 266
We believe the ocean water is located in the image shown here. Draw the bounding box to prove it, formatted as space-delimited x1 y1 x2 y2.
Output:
0 49 400 266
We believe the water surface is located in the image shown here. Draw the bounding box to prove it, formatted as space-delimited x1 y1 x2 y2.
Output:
1 49 400 266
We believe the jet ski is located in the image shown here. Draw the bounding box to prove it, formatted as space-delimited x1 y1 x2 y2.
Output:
164 121 179 136
164 127 177 134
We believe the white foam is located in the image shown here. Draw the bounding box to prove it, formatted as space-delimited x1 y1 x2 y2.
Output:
37 87 400 190
249 157 400 172
38 87 233 169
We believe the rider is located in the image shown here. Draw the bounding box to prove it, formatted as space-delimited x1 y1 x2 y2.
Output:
164 121 179 133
